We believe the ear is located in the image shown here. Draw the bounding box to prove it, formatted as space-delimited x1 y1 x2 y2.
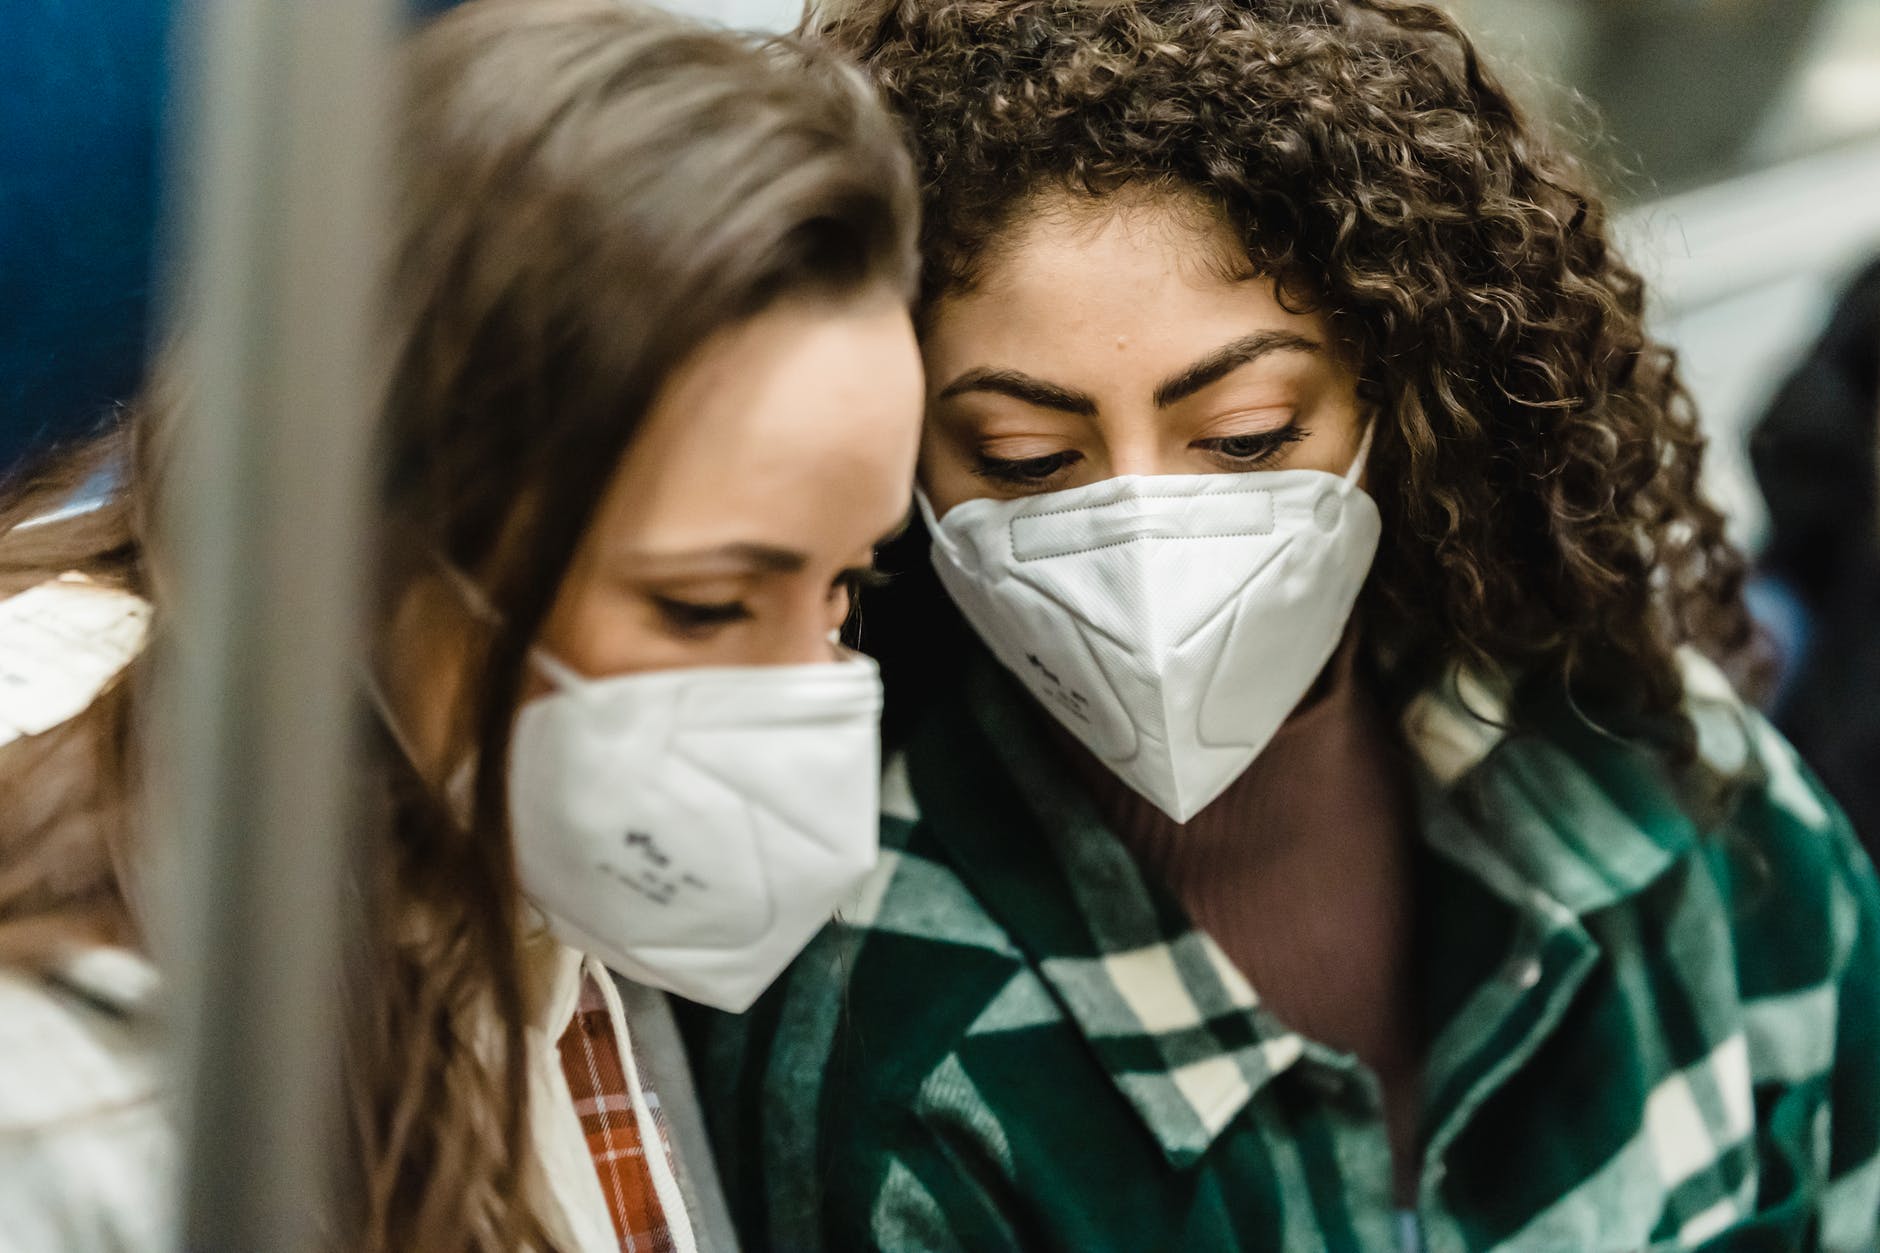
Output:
377 572 482 787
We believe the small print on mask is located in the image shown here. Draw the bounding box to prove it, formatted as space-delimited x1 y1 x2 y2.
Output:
601 828 709 908
1024 652 1094 725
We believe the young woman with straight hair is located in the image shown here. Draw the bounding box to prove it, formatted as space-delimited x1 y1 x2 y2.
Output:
0 1 922 1248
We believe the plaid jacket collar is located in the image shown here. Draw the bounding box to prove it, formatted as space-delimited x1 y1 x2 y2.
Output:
905 647 1736 1169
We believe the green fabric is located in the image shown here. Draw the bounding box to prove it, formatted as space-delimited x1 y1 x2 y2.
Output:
681 649 1880 1252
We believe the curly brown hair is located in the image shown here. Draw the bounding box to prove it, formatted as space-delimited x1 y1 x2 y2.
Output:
821 0 1756 743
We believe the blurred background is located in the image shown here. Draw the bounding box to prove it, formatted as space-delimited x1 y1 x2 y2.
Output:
5 0 1876 534
3 0 1878 822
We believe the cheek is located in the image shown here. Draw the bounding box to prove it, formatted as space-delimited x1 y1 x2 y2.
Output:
535 566 671 678
1291 396 1367 477
1315 422 1364 476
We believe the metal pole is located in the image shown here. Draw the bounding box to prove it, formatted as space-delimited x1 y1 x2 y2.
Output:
155 0 393 1247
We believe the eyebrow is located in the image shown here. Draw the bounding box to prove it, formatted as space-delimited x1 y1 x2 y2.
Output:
621 541 808 578
1152 331 1323 409
617 513 910 580
936 368 1099 416
935 330 1322 419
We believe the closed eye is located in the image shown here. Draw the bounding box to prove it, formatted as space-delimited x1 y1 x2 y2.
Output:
652 595 751 635
971 449 1083 487
1193 424 1307 469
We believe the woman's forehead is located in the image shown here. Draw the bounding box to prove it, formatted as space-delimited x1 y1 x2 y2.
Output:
964 184 1255 292
925 198 1315 357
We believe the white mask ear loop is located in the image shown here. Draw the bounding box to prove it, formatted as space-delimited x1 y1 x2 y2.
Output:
430 558 589 701
360 665 477 825
1341 417 1378 490
432 556 504 626
913 485 946 537
361 667 428 780
367 556 504 810
527 648 588 693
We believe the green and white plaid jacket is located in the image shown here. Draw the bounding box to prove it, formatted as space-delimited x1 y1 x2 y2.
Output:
683 649 1880 1252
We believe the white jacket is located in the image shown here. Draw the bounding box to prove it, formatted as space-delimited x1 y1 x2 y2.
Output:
0 948 171 1253
0 578 738 1252
0 937 727 1253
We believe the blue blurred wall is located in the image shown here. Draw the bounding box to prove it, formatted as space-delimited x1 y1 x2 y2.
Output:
0 0 174 470
0 0 460 474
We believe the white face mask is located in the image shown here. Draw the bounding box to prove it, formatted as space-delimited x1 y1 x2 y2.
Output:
919 426 1379 822
508 650 883 1012
373 569 884 1013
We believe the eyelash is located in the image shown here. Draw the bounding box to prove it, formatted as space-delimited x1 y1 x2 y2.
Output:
970 424 1308 489
652 596 750 635
1194 423 1308 467
652 566 890 638
971 450 1084 486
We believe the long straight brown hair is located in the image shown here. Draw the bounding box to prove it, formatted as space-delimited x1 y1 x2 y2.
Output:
0 1 916 1247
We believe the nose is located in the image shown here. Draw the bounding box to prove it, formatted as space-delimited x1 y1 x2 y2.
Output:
1102 426 1182 479
1107 445 1181 479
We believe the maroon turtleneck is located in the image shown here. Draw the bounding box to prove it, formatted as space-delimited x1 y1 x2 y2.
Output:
1052 637 1426 1199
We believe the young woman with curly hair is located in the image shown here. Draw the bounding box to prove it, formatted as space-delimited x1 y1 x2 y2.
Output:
0 1 922 1248
683 2 1880 1249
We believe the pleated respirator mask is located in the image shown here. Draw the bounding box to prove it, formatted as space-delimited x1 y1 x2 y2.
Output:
377 571 884 1014
507 649 882 1012
919 424 1380 822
